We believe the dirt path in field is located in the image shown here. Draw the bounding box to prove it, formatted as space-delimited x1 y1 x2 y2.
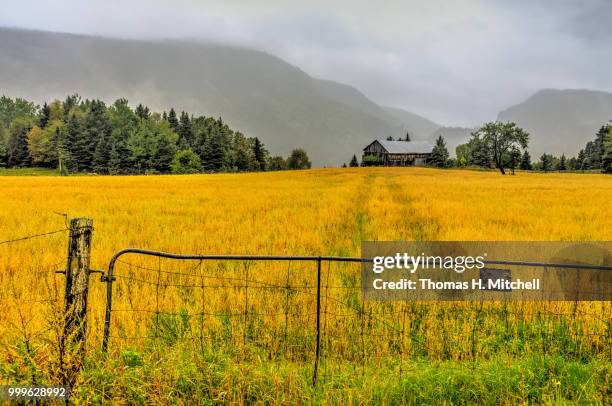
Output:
355 170 442 241
328 170 442 257
322 172 376 257
385 176 442 240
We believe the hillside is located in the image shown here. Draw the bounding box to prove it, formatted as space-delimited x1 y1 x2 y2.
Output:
497 89 612 156
3 28 611 163
0 27 427 166
381 106 441 140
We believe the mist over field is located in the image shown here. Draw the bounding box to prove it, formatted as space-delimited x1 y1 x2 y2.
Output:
1 2 612 403
1 0 612 164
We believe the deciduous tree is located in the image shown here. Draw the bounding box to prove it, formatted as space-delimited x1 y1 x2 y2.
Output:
287 148 311 169
171 149 202 173
470 122 529 174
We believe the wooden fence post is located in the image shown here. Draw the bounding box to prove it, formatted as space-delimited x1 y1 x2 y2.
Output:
61 217 93 387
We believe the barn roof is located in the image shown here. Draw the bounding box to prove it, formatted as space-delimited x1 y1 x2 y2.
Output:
367 139 434 154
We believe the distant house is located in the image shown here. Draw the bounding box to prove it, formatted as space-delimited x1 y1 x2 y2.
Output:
362 139 433 166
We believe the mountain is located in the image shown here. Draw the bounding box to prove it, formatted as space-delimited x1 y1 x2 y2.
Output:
428 127 474 157
497 89 612 156
0 27 433 166
5 29 608 164
428 89 612 158
382 106 441 140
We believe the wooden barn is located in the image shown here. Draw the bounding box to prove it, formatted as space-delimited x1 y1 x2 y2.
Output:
362 139 433 166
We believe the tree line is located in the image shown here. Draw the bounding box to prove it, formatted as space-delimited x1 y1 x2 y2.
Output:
349 121 612 174
0 95 311 174
451 122 611 173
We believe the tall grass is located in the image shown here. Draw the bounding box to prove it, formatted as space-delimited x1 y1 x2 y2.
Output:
0 167 610 404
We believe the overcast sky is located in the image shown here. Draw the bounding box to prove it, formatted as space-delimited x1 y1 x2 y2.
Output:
2 0 611 126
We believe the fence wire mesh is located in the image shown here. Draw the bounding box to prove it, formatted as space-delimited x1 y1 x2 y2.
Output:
0 227 69 384
103 253 611 383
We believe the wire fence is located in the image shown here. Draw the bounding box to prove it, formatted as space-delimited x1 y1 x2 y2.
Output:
1 225 611 386
0 226 69 385
102 250 612 383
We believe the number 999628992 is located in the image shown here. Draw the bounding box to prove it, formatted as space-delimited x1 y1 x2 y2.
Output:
1 386 68 400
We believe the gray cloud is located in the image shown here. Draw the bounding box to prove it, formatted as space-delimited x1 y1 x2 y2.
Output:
1 0 610 126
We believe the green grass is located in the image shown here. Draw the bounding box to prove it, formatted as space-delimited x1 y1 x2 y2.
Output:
0 167 62 176
0 167 95 176
68 349 609 405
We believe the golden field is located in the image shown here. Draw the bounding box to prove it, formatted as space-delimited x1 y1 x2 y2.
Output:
0 167 611 403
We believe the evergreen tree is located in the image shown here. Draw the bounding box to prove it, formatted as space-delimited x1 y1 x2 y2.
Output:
225 132 259 172
539 154 553 172
602 148 612 173
349 154 359 167
167 108 179 133
65 113 85 171
519 150 532 170
590 125 609 168
0 94 317 175
107 99 138 173
404 132 411 142
602 129 612 173
39 102 51 128
7 118 32 167
428 135 449 168
127 118 177 173
177 111 193 148
191 116 209 159
126 121 149 173
576 149 586 172
79 100 110 171
92 132 111 173
386 136 394 141
584 141 598 169
0 126 7 167
135 104 150 120
63 94 81 117
252 137 266 170
108 141 131 174
152 127 177 172
558 154 567 171
202 130 226 171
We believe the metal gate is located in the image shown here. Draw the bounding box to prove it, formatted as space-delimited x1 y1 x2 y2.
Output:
101 249 369 384
99 248 612 385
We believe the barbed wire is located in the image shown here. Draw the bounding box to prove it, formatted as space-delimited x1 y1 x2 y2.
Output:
0 228 68 246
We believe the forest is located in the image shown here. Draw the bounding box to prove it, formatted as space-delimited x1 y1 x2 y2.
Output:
0 95 312 174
